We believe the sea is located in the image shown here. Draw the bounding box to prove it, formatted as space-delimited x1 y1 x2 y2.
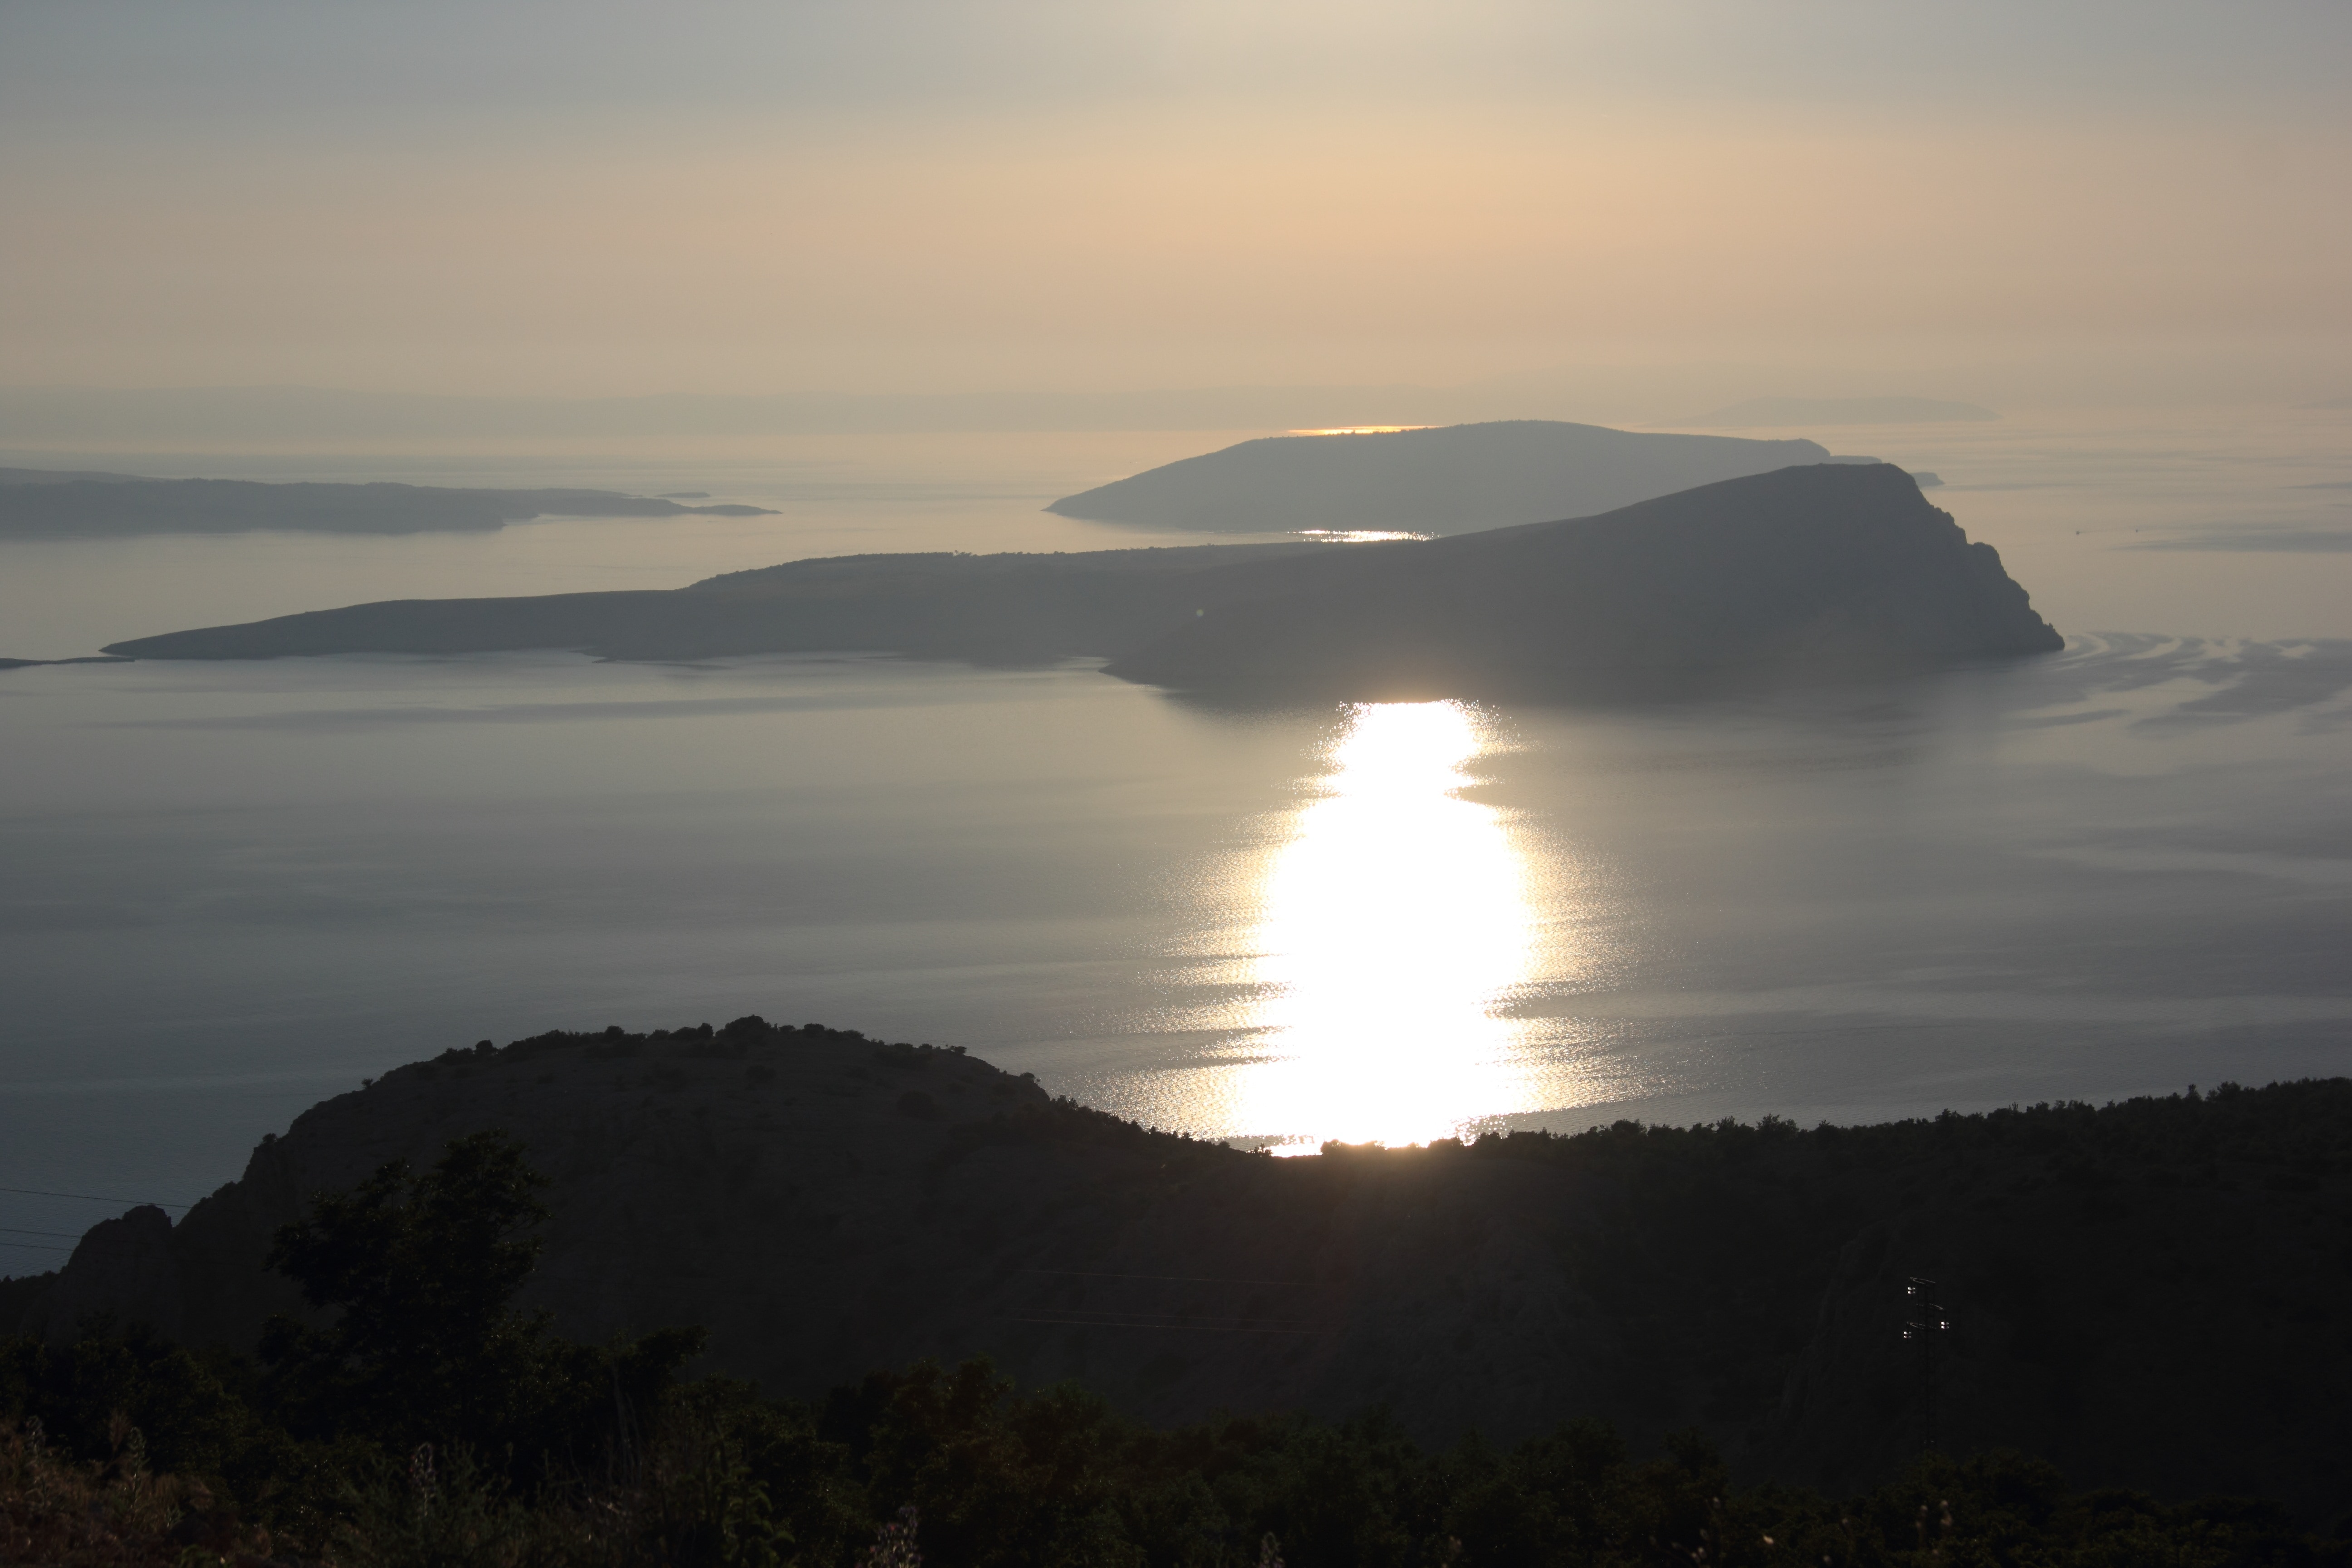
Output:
3 411 2348 1277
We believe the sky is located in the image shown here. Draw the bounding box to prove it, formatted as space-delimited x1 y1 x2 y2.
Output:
3 0 2348 403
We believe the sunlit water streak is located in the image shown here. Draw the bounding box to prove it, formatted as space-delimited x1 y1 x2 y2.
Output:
4 412 2352 1275
1230 701 1536 1150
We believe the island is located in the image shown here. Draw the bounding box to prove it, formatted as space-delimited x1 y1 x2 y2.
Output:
1044 418 1862 534
0 467 775 538
103 465 2063 701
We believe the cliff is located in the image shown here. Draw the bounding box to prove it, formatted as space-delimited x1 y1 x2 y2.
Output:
6 1019 2348 1524
102 466 2059 697
0 470 774 538
1044 419 1845 535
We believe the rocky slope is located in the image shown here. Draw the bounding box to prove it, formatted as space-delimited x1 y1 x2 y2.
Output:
5 1019 2347 1524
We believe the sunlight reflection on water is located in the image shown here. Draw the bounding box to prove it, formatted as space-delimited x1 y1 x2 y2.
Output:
1234 700 1537 1151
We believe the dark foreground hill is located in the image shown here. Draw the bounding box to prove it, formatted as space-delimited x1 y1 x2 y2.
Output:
0 468 774 537
103 465 2060 699
1044 420 1853 535
6 1019 2347 1527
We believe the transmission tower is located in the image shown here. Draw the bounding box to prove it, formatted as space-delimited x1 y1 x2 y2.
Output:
1903 1277 1951 1453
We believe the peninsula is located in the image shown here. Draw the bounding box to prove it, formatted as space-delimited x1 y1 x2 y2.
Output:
0 468 775 538
102 465 2063 699
1045 418 1857 534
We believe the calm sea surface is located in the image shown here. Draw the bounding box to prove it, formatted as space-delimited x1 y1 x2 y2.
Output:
3 412 2348 1274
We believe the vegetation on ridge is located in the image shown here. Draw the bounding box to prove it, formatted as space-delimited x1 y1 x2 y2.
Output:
6 1116 2351 1566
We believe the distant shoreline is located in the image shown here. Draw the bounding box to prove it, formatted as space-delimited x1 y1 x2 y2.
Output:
0 468 775 539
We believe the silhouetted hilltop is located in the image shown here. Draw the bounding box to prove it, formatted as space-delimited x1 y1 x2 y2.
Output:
1046 419 1850 534
5 1019 2347 1524
0 469 775 538
1687 396 1999 426
102 466 2058 697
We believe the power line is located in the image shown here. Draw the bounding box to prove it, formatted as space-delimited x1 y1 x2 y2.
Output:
999 1315 1314 1336
0 1245 1346 1315
0 1226 87 1241
1006 1306 1321 1328
1903 1277 1951 1453
0 1185 189 1211
1018 1268 1331 1289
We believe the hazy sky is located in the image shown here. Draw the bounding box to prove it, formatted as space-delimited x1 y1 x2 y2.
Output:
4 1 2347 400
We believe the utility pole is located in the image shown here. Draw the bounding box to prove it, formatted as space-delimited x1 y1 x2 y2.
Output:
1903 1277 1951 1453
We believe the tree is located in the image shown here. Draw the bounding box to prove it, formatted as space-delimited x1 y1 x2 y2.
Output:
260 1131 701 1475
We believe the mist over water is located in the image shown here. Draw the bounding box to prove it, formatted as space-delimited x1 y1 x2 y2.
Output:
1 409 2348 1273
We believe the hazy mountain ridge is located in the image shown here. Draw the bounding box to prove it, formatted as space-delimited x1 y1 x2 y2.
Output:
1044 419 1849 534
100 465 2060 696
0 470 776 538
0 384 1984 444
7 1019 2348 1524
1687 397 2000 426
0 383 1550 442
0 465 154 486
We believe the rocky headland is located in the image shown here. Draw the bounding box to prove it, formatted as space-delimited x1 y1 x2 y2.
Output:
1100 462 2059 700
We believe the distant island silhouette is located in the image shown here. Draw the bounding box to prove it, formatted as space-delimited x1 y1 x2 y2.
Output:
103 465 2063 699
0 467 774 538
1046 418 1867 534
1101 464 2058 700
1687 395 2000 426
6 1017 2346 1524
